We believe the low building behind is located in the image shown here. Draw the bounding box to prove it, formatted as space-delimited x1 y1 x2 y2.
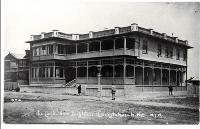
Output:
4 50 30 90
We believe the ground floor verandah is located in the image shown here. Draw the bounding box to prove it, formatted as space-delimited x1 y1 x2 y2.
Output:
30 57 187 88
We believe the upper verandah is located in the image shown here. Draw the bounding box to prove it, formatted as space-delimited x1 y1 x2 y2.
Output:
26 23 192 48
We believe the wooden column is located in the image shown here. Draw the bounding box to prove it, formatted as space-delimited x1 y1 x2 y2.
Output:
180 70 182 87
186 67 188 90
161 64 162 86
152 64 154 92
99 41 102 55
53 61 55 83
63 64 65 78
113 39 116 55
142 61 144 91
169 66 171 86
87 43 89 53
112 59 115 84
124 37 127 54
152 63 154 86
176 69 178 91
75 43 78 57
63 45 66 55
134 62 136 85
178 70 180 87
44 67 46 79
123 58 126 84
86 61 88 84
75 61 77 83
29 61 31 85
38 63 39 82
53 44 56 56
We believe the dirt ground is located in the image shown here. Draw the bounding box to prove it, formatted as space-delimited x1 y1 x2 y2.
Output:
3 92 199 124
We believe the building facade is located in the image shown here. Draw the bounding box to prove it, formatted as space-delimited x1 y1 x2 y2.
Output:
4 50 30 85
26 23 192 94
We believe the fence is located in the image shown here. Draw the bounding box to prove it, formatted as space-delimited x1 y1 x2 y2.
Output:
4 82 18 91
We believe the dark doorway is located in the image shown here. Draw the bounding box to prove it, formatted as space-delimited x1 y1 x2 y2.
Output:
65 67 76 83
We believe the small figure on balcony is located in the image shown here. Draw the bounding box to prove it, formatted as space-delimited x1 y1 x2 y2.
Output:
77 84 81 95
111 85 116 100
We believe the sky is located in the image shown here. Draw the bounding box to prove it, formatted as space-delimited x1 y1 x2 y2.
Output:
2 0 200 78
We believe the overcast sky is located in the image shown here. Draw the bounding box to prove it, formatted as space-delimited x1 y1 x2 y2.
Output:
3 0 200 78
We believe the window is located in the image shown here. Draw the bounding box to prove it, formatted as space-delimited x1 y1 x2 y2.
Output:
36 48 40 55
157 44 162 57
142 40 148 54
101 39 114 50
66 45 76 54
176 49 180 60
77 67 87 77
39 67 45 77
172 73 176 82
50 67 53 77
60 68 64 77
33 48 37 56
32 68 34 78
58 44 64 54
55 68 60 78
169 48 173 58
115 38 124 49
165 47 169 58
126 38 135 50
41 46 46 55
77 43 87 53
153 70 157 81
101 65 113 77
33 47 39 56
45 68 49 77
162 72 168 82
49 45 53 54
183 50 187 61
89 41 100 51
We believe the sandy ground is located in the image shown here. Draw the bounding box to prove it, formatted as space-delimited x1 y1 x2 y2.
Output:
3 92 199 124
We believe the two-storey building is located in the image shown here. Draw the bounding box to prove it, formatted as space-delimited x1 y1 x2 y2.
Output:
26 23 192 96
4 50 30 85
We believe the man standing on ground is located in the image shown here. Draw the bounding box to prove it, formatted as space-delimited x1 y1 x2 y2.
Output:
168 86 173 95
77 84 81 95
111 85 116 100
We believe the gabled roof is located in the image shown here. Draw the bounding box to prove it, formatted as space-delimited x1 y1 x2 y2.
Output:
10 53 25 59
5 52 25 60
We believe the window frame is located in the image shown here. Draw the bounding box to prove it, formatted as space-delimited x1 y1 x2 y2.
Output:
142 40 148 54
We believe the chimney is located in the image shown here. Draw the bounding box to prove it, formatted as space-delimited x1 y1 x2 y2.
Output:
149 29 153 35
72 34 79 40
163 33 167 39
30 35 34 41
89 31 93 38
25 50 30 56
174 37 178 43
131 23 138 31
185 40 188 45
114 27 120 34
41 32 45 38
52 30 59 37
